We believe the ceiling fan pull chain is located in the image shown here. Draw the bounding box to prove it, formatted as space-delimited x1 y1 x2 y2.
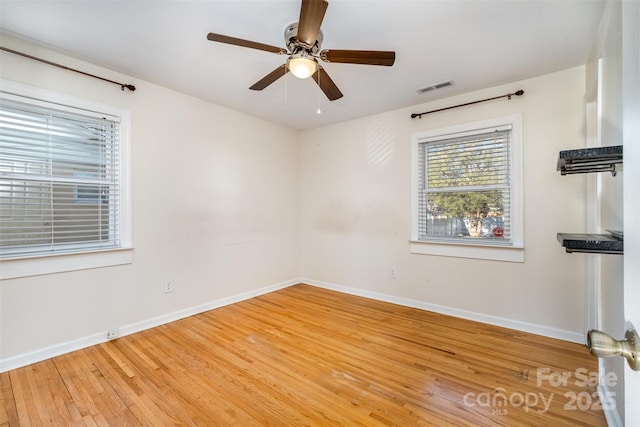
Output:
284 64 288 113
317 68 322 114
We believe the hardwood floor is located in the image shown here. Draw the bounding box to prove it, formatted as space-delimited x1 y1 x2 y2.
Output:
1 284 606 426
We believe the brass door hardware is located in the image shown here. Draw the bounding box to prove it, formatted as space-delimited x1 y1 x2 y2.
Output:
587 329 639 371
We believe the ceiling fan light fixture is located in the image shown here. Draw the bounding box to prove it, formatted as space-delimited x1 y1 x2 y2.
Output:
287 54 317 79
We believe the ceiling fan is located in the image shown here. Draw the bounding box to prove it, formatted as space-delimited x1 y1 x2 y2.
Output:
206 0 395 101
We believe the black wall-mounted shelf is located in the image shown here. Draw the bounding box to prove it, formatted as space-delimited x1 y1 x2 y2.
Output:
557 146 623 255
557 145 623 176
557 232 623 255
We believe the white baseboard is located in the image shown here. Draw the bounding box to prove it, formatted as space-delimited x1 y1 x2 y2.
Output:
0 331 109 374
0 277 585 373
0 278 297 373
598 384 623 427
301 278 585 344
118 279 296 338
597 358 623 427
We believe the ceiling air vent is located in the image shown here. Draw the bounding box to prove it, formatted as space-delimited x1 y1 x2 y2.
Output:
416 80 454 95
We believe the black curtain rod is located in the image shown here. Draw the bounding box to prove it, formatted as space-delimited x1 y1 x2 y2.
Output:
0 46 136 92
410 90 524 119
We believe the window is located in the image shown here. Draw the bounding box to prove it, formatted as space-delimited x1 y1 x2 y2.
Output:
0 81 131 278
411 114 523 262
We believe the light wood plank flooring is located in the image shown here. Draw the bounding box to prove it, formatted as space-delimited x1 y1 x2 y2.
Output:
1 284 606 426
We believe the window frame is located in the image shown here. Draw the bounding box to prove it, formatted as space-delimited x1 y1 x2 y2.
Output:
410 114 524 262
0 80 132 279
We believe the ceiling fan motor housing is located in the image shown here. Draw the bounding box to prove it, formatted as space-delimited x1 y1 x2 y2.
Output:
285 22 323 54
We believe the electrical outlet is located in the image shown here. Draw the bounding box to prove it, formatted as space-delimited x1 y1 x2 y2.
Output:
389 267 397 279
164 280 173 293
107 329 120 339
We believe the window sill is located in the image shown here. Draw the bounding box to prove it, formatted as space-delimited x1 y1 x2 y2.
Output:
0 248 133 279
409 240 524 263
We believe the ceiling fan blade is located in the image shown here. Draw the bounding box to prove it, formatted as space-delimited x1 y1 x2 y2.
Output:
312 67 343 101
207 33 287 55
249 65 289 91
320 49 396 66
297 0 328 47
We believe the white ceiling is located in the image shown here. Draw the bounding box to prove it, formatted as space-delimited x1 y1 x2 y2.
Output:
0 0 606 130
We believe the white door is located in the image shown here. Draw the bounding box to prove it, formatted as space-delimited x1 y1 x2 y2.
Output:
622 1 640 423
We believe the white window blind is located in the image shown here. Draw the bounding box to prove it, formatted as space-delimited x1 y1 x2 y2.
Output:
0 96 121 258
417 126 512 245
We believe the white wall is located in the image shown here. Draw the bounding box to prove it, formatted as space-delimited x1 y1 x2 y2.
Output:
299 66 588 340
0 35 300 364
